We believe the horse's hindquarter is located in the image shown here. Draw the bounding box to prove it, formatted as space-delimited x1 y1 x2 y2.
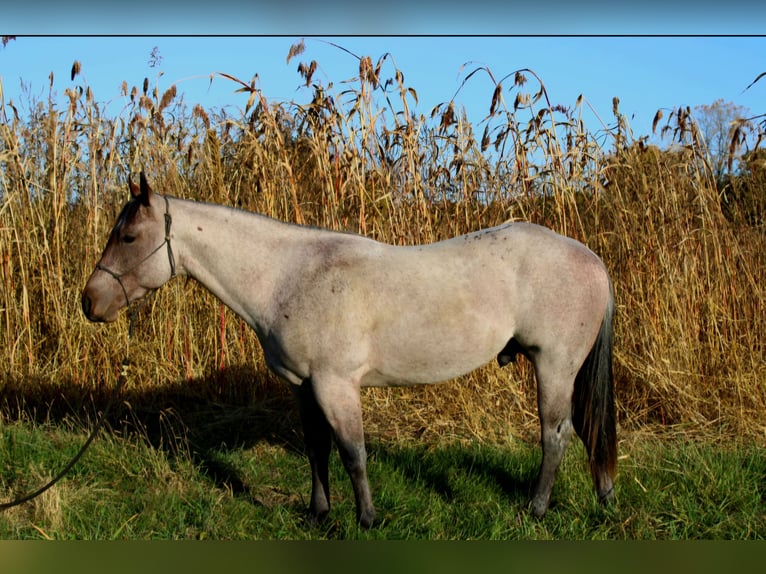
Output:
505 223 611 373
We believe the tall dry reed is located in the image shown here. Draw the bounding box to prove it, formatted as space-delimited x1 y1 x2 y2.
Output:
0 42 763 444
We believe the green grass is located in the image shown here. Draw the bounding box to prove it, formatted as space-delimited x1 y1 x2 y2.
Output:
1 416 763 539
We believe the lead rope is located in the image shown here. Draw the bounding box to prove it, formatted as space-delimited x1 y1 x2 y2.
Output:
1 194 174 511
0 310 135 511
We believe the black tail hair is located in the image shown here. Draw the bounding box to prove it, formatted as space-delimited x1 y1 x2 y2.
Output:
572 280 617 484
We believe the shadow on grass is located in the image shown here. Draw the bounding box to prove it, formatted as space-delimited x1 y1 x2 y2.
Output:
371 441 538 508
0 364 300 495
1 367 540 516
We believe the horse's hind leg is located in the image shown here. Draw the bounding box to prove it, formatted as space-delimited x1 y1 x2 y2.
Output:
311 372 376 528
530 359 576 518
294 380 333 523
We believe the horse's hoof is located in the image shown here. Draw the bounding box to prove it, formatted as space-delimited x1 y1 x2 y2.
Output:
307 507 330 527
598 485 615 505
358 509 376 529
530 497 549 518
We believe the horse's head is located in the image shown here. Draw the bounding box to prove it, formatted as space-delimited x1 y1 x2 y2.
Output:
81 173 176 323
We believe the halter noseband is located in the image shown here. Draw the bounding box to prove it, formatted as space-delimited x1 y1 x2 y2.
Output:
96 194 176 310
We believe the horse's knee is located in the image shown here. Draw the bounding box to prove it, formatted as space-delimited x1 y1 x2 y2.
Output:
336 439 368 476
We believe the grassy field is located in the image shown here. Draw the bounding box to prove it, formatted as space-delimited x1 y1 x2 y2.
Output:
1 412 764 540
1 42 764 539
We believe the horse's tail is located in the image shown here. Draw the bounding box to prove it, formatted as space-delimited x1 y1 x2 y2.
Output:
572 278 617 491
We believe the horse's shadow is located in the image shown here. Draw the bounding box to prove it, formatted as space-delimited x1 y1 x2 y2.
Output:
1 364 301 498
1 366 537 511
121 365 305 498
371 442 537 508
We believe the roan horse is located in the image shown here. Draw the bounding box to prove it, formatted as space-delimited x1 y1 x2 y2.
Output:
82 173 616 528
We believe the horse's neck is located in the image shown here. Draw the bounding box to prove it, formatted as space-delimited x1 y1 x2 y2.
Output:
171 197 304 329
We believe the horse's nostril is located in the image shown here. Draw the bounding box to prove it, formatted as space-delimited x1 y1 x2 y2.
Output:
81 293 92 317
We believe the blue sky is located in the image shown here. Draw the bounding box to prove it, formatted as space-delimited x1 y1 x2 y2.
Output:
2 36 763 146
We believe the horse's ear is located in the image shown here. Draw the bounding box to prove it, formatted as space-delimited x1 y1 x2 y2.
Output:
128 175 140 199
137 172 153 206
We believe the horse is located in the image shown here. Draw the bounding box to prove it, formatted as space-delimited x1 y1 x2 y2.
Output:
81 173 617 528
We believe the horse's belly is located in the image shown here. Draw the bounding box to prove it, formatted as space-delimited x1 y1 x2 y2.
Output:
360 336 504 388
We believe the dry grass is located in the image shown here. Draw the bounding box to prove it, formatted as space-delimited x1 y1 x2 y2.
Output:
0 42 764 447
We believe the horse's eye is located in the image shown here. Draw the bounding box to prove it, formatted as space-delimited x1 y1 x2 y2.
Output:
122 235 136 244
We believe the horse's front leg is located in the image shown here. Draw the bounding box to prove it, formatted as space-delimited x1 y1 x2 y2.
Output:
311 372 376 528
294 380 333 524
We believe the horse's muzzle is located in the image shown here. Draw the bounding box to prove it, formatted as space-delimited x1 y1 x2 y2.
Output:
81 290 116 323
